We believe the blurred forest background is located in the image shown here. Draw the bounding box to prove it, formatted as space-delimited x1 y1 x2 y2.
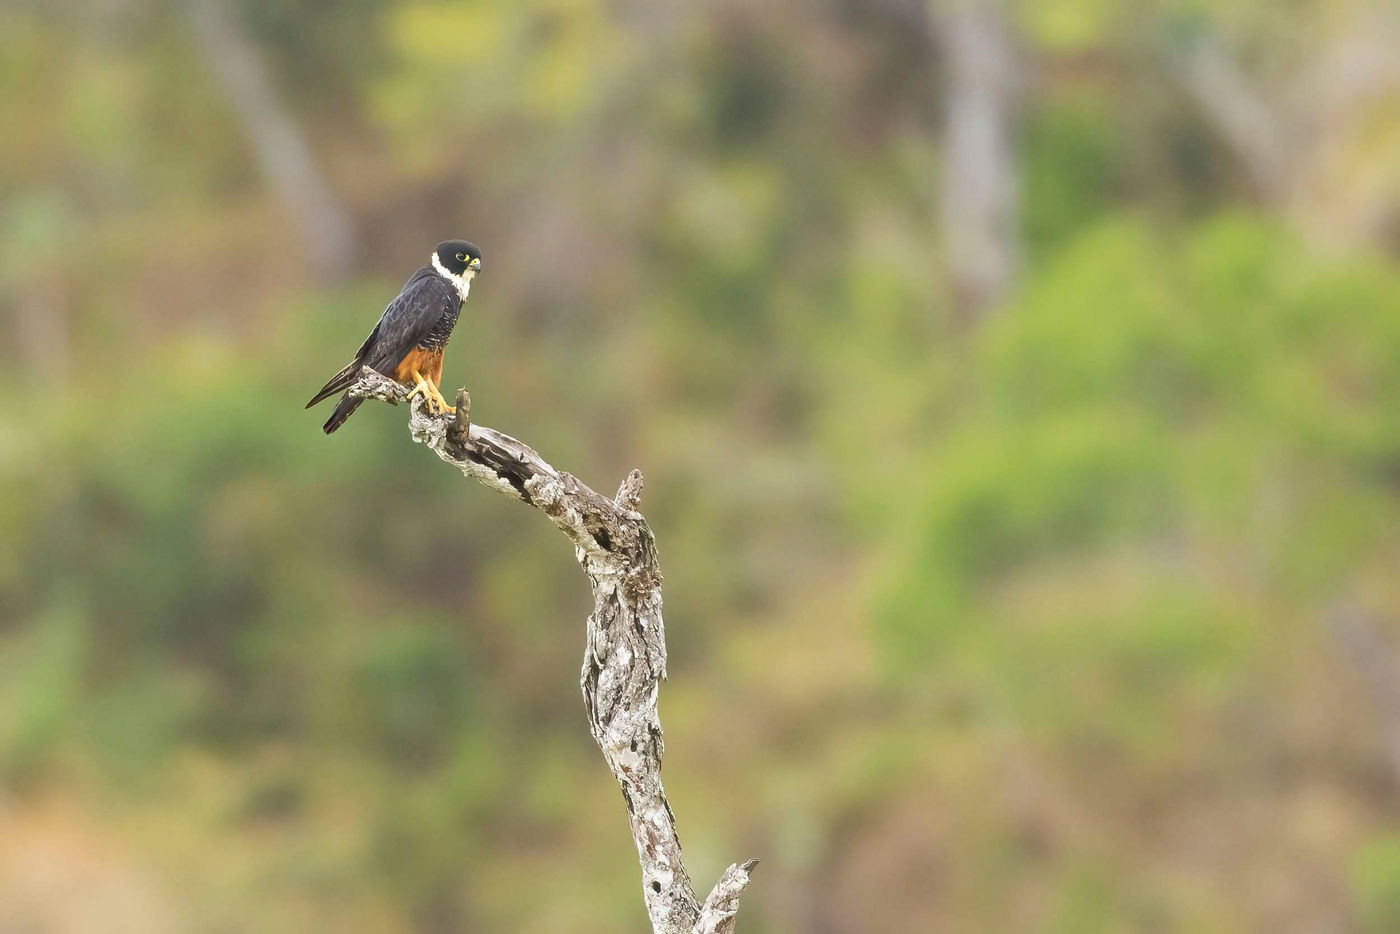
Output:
5 0 1400 931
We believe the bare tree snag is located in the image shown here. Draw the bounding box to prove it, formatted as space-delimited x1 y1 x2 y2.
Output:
345 368 757 934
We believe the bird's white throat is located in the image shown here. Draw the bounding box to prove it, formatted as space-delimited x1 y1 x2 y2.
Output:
431 252 473 301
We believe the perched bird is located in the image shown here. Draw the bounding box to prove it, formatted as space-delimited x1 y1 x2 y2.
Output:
307 239 482 433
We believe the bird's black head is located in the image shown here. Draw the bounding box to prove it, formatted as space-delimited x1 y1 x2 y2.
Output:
435 239 482 277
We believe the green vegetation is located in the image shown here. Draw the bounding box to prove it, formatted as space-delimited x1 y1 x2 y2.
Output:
3 1 1400 931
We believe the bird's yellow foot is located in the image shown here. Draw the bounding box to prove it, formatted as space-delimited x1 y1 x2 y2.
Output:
407 372 441 413
428 383 454 414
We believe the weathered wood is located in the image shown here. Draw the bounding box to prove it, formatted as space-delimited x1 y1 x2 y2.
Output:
346 368 756 934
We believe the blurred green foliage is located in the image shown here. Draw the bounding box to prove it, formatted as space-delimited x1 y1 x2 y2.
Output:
3 1 1400 932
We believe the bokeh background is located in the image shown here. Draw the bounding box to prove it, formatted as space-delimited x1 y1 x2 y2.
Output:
5 1 1400 931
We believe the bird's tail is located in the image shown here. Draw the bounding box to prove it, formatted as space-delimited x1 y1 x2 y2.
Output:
322 393 364 434
306 361 361 409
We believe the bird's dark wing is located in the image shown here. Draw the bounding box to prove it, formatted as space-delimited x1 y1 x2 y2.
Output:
363 270 457 373
306 269 454 408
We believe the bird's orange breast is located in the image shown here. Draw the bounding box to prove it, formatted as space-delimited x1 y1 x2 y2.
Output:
391 346 444 385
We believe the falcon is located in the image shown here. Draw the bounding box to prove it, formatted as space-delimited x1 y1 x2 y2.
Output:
307 239 482 433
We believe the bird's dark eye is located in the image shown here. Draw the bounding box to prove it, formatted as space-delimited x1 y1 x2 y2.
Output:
456 252 466 261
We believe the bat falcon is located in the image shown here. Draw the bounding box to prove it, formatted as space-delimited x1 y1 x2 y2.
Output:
307 239 482 433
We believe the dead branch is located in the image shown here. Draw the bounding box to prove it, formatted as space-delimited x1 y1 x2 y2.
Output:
345 368 757 933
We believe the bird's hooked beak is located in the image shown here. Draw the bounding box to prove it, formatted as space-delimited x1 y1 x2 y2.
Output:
469 257 482 273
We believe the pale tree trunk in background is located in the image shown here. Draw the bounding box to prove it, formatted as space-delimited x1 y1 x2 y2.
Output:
1168 33 1290 202
1327 605 1400 791
189 0 356 282
933 0 1019 320
1167 10 1400 248
1290 11 1400 246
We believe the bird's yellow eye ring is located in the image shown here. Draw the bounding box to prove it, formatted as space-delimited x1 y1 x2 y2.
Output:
456 252 466 261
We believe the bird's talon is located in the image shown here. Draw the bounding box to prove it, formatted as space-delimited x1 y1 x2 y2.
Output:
408 371 440 412
421 383 453 415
